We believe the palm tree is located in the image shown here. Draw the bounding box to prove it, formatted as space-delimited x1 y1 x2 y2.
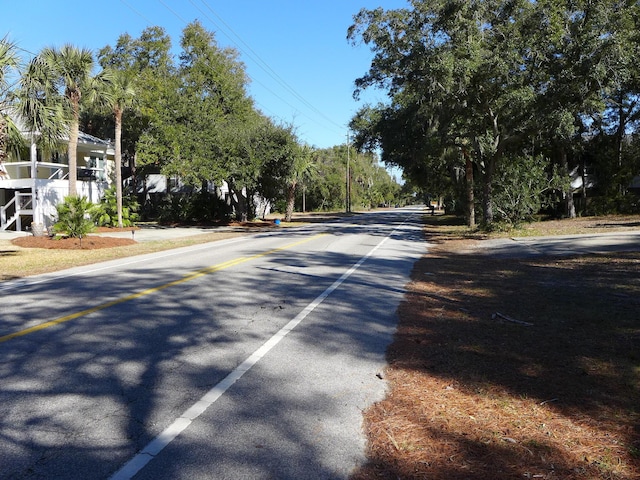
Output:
284 144 317 222
17 54 68 158
0 37 24 173
33 45 110 196
103 70 135 228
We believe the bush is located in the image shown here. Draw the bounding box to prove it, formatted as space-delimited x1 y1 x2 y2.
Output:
272 199 287 215
155 192 231 224
91 185 139 227
583 193 640 216
54 196 96 238
491 155 562 227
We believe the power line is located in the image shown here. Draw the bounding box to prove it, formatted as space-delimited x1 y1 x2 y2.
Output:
195 0 345 132
159 0 344 137
119 0 155 26
157 0 189 25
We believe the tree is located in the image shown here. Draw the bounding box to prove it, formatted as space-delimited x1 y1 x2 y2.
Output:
4 37 69 183
0 37 23 173
95 27 178 220
284 144 316 222
348 0 640 225
146 21 258 221
32 45 111 196
301 145 399 212
349 0 538 226
169 22 254 187
102 70 136 228
97 27 175 159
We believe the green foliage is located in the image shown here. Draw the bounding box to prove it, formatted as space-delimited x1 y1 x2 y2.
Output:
302 145 401 212
91 21 403 222
155 192 231 224
491 156 562 227
53 196 96 238
0 37 27 163
583 194 640 216
91 185 139 227
348 0 640 224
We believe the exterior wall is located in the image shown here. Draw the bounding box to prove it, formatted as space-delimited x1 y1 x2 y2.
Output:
35 179 68 228
34 179 108 228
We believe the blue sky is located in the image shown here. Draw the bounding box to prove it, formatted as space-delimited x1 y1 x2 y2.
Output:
3 0 407 149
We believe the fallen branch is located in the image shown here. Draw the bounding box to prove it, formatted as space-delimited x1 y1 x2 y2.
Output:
492 311 534 327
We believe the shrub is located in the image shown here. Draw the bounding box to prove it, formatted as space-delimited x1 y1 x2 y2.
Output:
491 155 563 227
155 192 231 224
91 185 139 227
53 196 96 238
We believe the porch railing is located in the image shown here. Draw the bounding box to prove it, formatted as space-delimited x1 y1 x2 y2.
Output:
1 193 33 231
2 162 69 180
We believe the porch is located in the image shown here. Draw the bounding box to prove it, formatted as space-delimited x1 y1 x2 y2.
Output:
0 192 33 232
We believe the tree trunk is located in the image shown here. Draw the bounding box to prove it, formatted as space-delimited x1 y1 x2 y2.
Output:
481 155 496 226
68 101 79 197
464 150 475 228
285 181 297 222
0 115 8 166
616 99 626 195
246 188 256 221
227 181 247 221
481 108 502 227
67 117 79 197
115 108 124 228
558 147 576 218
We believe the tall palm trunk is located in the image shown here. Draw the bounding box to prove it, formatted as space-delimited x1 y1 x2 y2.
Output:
0 115 7 166
114 107 123 228
285 181 297 222
68 94 80 197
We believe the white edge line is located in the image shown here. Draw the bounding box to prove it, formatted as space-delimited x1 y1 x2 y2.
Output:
108 216 412 480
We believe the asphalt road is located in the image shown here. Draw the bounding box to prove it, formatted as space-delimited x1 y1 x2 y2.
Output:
0 208 426 480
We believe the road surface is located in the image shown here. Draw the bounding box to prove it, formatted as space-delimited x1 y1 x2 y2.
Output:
0 208 426 480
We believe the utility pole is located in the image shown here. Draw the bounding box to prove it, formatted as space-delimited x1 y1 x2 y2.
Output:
346 132 351 213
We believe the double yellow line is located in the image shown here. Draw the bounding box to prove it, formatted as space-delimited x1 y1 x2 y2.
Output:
0 234 325 344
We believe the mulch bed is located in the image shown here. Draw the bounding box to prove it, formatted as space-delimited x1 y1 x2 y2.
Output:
12 235 135 250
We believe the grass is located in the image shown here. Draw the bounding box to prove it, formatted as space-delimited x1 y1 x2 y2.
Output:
0 231 249 282
351 214 640 480
0 210 349 282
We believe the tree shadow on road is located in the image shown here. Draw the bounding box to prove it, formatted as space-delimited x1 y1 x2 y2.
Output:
0 212 426 479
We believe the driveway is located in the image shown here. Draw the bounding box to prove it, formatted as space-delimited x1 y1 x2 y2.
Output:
471 231 640 258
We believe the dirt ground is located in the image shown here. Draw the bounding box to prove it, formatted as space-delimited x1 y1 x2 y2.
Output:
351 215 640 480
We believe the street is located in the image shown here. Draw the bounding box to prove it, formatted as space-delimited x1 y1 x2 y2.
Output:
0 208 426 479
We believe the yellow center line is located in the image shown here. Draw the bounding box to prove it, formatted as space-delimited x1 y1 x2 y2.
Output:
0 233 327 344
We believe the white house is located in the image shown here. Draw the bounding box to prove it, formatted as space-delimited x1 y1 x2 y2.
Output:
0 125 115 232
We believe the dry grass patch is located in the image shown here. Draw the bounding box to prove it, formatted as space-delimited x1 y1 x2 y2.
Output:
353 215 640 480
0 231 249 282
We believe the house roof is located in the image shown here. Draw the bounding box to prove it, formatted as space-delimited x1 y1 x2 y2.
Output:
78 131 112 147
6 112 112 149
